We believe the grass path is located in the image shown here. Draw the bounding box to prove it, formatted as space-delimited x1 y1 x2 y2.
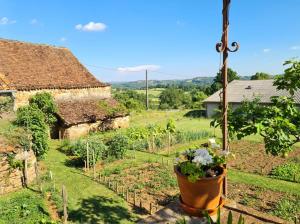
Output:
228 170 300 196
43 142 137 224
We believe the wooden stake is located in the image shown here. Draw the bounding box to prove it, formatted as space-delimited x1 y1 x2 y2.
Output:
99 173 102 182
116 182 119 194
150 202 152 214
133 190 136 206
84 160 87 172
168 131 171 155
62 185 68 224
49 170 53 180
24 150 28 187
86 142 89 171
139 199 142 208
126 189 129 202
34 162 42 192
92 149 96 180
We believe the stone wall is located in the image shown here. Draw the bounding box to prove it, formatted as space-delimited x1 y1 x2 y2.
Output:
0 149 36 195
60 116 130 140
13 86 111 110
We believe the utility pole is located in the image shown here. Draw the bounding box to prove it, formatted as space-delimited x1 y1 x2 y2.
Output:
216 0 239 196
145 69 149 110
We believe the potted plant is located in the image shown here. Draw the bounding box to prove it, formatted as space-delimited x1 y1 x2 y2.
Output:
174 138 229 217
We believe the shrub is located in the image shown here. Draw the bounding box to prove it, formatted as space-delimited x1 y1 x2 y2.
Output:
70 137 108 165
107 134 130 159
0 96 13 117
270 162 300 183
113 90 146 111
15 105 49 158
29 92 57 126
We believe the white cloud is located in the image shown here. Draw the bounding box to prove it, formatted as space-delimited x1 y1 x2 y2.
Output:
30 19 38 25
59 37 67 42
75 21 107 32
263 48 271 53
0 17 16 25
117 65 160 73
290 45 300 50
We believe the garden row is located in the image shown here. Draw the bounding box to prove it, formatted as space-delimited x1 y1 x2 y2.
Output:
58 120 211 166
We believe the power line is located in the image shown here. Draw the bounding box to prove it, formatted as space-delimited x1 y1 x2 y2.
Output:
84 63 201 80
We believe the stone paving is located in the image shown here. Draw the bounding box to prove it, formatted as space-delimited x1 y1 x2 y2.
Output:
138 199 287 224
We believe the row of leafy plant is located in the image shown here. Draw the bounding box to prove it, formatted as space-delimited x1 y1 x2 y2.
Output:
59 120 211 165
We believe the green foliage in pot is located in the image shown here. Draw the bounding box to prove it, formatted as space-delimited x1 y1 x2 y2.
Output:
175 139 228 182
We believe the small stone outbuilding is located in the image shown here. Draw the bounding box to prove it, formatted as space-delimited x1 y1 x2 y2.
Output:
55 98 129 139
0 38 129 138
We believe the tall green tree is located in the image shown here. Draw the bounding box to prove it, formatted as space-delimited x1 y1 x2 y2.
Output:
210 68 240 94
250 72 272 80
159 88 185 109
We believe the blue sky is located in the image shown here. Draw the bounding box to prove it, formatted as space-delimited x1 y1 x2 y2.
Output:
0 0 300 82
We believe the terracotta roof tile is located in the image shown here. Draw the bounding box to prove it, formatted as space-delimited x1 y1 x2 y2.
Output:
56 98 127 126
0 39 108 90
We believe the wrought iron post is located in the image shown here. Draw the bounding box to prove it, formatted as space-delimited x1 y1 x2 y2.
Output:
216 0 239 196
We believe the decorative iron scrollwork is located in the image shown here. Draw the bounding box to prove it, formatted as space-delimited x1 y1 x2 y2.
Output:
216 41 239 53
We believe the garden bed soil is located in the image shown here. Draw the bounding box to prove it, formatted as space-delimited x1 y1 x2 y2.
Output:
228 140 300 175
102 162 291 220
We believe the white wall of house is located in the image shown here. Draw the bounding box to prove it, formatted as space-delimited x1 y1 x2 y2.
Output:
205 102 242 118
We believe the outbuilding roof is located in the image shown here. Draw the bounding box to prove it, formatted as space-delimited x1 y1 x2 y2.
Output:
203 80 300 104
0 39 108 91
56 98 128 126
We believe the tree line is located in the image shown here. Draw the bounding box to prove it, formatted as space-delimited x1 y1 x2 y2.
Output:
113 69 273 111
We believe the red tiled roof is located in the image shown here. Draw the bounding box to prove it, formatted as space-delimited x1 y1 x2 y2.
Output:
56 98 128 126
0 39 109 90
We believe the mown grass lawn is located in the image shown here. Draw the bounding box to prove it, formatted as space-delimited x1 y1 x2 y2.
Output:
0 189 51 224
42 141 137 224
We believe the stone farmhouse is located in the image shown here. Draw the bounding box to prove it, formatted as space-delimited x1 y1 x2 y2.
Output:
203 80 300 117
0 39 129 139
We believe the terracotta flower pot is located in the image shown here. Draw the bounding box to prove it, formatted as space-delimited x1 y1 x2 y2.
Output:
174 166 226 216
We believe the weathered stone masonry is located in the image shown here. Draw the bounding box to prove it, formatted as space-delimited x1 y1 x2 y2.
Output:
13 86 111 110
0 149 36 195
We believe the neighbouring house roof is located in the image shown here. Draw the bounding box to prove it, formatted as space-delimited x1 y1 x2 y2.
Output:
56 98 128 126
0 38 109 91
203 80 300 104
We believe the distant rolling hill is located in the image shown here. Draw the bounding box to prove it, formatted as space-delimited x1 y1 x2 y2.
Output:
111 76 251 89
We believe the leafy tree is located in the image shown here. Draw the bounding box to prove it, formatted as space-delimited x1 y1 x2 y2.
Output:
29 92 57 126
274 59 300 95
113 90 146 111
190 90 207 109
159 88 186 109
250 72 272 80
210 68 239 94
15 105 49 157
212 60 300 156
